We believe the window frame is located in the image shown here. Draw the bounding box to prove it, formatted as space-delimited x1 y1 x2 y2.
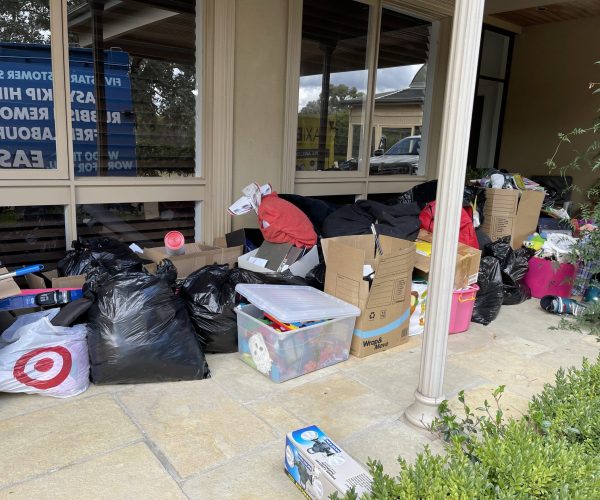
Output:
283 0 442 197
0 0 235 254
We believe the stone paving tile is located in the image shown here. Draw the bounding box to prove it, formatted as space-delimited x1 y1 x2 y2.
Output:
534 341 600 373
0 443 185 500
493 335 553 357
207 352 342 404
446 325 496 355
267 372 404 441
0 394 141 488
183 442 293 500
245 399 307 438
341 419 445 477
451 346 559 400
117 379 278 479
446 383 531 421
0 383 132 422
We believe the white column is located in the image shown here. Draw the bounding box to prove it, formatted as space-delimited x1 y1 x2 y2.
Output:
405 0 485 429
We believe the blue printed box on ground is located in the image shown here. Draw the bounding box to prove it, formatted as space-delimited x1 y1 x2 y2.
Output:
284 425 372 499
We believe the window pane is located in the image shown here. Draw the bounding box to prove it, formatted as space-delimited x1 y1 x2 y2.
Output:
296 0 370 172
67 1 197 177
380 127 411 151
480 30 509 80
77 201 196 246
472 79 504 170
0 206 66 268
369 9 430 176
0 1 57 171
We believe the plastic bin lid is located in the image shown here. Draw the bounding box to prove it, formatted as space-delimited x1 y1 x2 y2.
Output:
235 284 361 323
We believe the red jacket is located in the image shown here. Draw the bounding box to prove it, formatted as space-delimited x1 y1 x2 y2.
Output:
258 193 317 248
419 201 479 249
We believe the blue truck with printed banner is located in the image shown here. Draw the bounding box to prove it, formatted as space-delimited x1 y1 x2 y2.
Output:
0 42 136 176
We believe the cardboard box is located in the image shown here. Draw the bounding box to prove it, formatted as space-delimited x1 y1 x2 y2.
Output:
322 235 415 358
285 425 372 499
143 243 243 278
481 189 545 249
0 268 21 300
238 245 319 278
25 270 85 290
413 230 481 289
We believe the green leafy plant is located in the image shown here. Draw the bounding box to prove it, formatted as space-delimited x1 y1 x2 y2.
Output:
544 62 600 335
528 356 600 455
333 356 600 499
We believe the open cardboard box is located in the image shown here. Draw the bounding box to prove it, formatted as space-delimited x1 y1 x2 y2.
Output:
480 189 545 249
322 234 415 358
143 242 243 278
0 268 21 300
25 269 86 290
413 230 481 289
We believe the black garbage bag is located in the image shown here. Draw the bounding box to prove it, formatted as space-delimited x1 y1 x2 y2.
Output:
58 237 143 277
180 264 306 353
471 257 504 325
306 263 326 291
485 237 532 305
86 259 210 384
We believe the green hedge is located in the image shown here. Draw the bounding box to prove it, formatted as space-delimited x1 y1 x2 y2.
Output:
335 355 600 499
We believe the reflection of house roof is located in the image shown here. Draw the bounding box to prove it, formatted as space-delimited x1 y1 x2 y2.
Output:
346 64 426 106
373 86 424 104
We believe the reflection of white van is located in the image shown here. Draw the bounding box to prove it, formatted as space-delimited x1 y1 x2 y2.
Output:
369 135 420 175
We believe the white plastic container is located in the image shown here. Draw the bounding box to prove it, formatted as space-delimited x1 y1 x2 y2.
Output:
234 285 360 383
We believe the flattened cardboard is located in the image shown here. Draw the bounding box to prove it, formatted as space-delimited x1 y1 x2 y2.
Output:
224 228 264 253
255 241 303 272
414 230 481 289
322 235 416 358
238 245 319 278
143 243 243 278
0 268 21 300
481 189 545 249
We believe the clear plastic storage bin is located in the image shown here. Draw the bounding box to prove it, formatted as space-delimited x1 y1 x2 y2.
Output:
236 304 358 383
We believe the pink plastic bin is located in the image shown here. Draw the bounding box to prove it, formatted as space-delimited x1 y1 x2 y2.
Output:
449 285 479 334
523 256 576 298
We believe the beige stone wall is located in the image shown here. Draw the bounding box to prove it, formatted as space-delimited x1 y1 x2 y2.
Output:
232 0 288 229
499 15 600 204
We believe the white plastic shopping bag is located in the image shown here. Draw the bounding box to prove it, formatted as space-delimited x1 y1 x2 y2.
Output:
0 309 89 398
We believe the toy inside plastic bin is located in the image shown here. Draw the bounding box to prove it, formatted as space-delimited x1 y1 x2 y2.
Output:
236 304 357 382
234 284 361 383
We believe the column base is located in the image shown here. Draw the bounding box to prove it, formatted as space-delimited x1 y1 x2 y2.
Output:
404 390 446 429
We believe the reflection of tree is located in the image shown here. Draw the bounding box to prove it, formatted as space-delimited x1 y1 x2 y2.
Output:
130 58 196 175
0 0 50 43
299 84 363 161
1 1 197 176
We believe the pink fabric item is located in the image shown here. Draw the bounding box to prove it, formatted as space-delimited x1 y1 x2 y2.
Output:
257 193 317 248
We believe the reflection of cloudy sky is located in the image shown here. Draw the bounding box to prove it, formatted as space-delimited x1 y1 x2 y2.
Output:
298 64 422 110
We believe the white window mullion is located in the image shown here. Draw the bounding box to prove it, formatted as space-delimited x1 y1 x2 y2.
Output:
360 0 382 177
49 0 73 182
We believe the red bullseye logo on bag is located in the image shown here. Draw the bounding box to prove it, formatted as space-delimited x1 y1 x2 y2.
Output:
13 346 72 390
